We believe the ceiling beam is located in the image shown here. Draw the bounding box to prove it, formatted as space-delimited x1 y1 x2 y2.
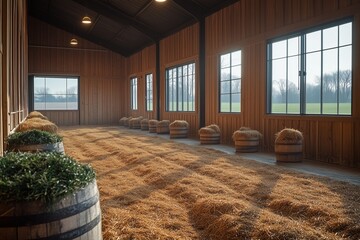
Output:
29 10 131 57
172 0 205 20
206 0 241 16
72 0 160 42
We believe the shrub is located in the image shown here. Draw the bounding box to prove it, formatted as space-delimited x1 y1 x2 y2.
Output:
6 129 62 150
0 152 95 203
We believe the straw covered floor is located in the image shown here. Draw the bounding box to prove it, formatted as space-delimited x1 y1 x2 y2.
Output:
60 126 360 240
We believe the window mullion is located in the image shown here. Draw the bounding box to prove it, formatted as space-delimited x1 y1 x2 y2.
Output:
300 35 306 114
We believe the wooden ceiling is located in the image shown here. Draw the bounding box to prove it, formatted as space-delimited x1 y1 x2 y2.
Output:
28 0 240 57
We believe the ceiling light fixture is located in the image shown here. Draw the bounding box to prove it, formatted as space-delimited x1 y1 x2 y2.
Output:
155 0 167 2
70 38 78 45
82 16 91 24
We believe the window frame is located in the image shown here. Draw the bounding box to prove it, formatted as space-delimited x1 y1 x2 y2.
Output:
165 62 196 112
218 50 242 113
266 18 353 116
145 73 153 112
130 76 138 110
32 75 79 111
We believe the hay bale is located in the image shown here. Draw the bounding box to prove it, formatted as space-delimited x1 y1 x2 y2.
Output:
148 119 159 133
25 111 48 120
124 117 133 127
157 120 170 134
275 128 303 162
15 118 58 134
199 124 220 144
140 118 149 130
232 128 262 153
129 117 142 129
119 117 128 126
170 120 189 138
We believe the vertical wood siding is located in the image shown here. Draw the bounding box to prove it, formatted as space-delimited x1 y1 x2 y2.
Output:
28 17 126 125
1 0 28 154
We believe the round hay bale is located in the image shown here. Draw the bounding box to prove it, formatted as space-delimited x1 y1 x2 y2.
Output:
232 128 262 153
170 120 189 138
148 119 159 133
199 124 221 144
129 117 141 129
140 118 149 130
275 128 303 162
119 117 128 126
25 111 48 120
0 180 102 240
157 120 170 134
15 118 58 134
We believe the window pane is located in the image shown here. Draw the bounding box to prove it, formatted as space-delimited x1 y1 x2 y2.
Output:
339 46 352 114
34 77 45 94
221 53 230 68
232 51 241 65
232 79 241 94
306 30 321 53
34 95 46 110
46 78 66 94
67 78 78 94
221 81 230 94
231 93 241 112
322 49 338 114
323 26 338 49
220 94 230 112
272 40 287 59
305 52 321 114
287 56 300 113
339 22 352 46
231 65 241 79
221 67 231 81
288 36 300 56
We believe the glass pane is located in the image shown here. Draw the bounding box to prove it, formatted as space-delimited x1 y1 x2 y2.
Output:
287 56 300 113
34 95 45 110
67 78 78 94
272 40 287 59
67 95 78 110
232 79 241 94
221 81 230 94
322 49 338 114
288 36 300 56
231 51 241 65
231 65 241 79
323 26 338 49
339 46 352 114
34 77 45 94
306 30 321 53
46 95 66 110
231 93 241 112
220 94 230 112
305 52 321 114
272 58 286 110
221 67 231 81
221 53 230 68
339 22 352 46
46 78 66 94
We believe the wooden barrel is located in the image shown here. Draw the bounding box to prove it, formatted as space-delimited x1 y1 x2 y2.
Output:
157 126 169 134
235 137 259 153
149 126 157 133
10 142 65 153
0 180 102 240
200 133 220 144
141 123 149 131
130 122 141 129
170 127 188 138
275 144 303 162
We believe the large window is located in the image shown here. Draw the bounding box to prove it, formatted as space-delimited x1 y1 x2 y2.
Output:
33 76 78 110
267 19 352 115
146 73 153 111
166 63 195 112
130 77 138 110
219 50 242 113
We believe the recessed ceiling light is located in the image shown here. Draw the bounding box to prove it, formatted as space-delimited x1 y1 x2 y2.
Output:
70 38 78 45
82 16 91 24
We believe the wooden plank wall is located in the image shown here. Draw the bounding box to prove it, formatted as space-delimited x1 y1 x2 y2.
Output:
28 17 126 125
204 0 360 167
125 44 157 120
1 0 28 154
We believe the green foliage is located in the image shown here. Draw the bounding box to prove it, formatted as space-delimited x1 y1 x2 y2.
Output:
6 130 63 149
0 152 96 203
